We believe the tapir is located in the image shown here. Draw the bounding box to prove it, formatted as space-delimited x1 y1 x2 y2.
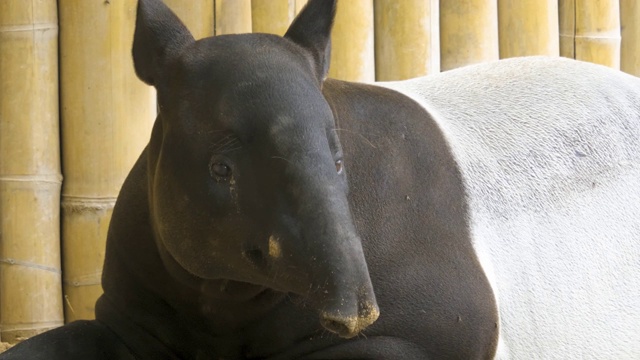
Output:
2 0 639 359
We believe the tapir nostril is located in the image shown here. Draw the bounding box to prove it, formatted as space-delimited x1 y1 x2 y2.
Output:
316 293 380 338
323 319 353 336
319 314 358 339
243 248 266 268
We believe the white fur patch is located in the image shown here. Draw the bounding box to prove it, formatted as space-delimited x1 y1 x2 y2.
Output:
376 57 640 359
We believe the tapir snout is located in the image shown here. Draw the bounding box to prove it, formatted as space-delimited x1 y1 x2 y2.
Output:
316 254 380 338
266 167 380 338
301 234 380 338
302 230 379 338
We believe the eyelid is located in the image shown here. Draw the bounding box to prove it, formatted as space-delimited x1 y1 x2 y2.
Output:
211 133 243 154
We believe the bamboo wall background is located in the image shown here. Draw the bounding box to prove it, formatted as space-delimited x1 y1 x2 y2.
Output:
57 0 157 323
0 0 638 346
0 0 63 344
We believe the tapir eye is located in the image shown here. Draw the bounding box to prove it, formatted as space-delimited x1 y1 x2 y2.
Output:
209 161 232 181
335 159 344 174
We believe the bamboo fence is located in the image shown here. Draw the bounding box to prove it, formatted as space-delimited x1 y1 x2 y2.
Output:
440 0 499 71
374 0 440 81
58 0 157 322
621 0 640 76
0 0 64 343
2 0 640 349
329 0 375 82
164 0 215 38
251 0 296 36
498 0 559 58
559 0 575 59
213 1 304 40
559 0 621 68
215 0 252 35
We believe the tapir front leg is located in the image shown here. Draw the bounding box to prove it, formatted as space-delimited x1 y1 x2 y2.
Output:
264 337 427 360
0 321 135 360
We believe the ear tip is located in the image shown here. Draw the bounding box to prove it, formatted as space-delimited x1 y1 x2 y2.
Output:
286 0 338 37
326 1 338 27
315 0 338 20
132 0 194 87
138 0 160 8
137 0 178 22
137 0 153 12
284 0 337 82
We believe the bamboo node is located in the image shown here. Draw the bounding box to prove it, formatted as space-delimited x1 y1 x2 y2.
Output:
62 272 102 287
0 321 64 332
0 258 61 274
574 35 621 40
0 23 59 33
61 196 116 214
0 174 62 184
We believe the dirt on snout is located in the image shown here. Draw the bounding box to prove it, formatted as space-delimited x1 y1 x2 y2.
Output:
0 342 12 353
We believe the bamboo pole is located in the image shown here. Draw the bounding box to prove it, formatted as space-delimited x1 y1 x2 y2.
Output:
215 0 252 35
163 0 214 39
498 0 559 58
374 0 440 81
58 0 155 322
329 0 375 82
576 0 620 68
560 0 621 68
0 342 11 352
440 0 499 71
621 0 640 76
558 0 575 59
0 0 64 343
251 0 295 35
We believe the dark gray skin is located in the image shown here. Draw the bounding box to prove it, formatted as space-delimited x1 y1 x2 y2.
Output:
1 0 498 359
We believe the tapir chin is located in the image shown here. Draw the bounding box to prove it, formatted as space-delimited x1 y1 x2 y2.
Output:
2 0 639 359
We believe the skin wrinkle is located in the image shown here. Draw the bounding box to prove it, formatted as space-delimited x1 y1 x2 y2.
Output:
333 128 377 149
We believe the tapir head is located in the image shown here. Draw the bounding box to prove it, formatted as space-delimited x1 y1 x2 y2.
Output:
133 0 378 337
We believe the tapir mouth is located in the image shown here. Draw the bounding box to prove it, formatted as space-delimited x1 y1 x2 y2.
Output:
196 267 380 338
200 279 271 301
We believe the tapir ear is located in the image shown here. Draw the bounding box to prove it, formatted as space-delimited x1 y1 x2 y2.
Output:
284 0 337 82
133 0 194 86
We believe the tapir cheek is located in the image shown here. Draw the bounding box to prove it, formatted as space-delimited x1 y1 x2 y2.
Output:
167 233 247 279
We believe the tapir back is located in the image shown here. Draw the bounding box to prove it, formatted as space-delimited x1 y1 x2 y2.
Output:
379 57 640 359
